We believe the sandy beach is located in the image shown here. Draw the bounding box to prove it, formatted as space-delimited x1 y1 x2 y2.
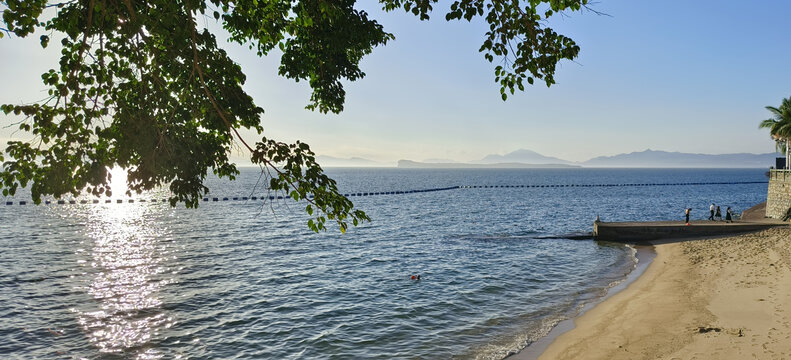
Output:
537 226 791 360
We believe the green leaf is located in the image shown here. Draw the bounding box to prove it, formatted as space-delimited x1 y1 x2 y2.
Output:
0 0 584 233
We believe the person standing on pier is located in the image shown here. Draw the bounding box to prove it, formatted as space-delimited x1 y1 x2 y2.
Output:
709 203 715 221
715 206 722 221
725 207 733 223
685 208 691 225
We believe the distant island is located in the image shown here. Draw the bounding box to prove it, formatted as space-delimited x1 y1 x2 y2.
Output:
318 149 780 168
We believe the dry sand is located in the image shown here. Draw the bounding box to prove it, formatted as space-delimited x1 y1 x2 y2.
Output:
537 226 791 360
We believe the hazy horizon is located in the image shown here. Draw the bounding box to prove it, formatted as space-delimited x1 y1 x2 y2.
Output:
307 148 783 168
2 1 790 163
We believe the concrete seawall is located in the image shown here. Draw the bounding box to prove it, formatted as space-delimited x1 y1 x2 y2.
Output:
768 170 791 218
594 220 787 243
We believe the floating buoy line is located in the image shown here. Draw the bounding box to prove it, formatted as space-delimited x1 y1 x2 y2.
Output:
1 181 769 205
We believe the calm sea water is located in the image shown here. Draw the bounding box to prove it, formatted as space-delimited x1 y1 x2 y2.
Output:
0 168 767 359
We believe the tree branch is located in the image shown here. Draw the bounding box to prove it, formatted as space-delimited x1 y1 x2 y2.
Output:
184 5 324 212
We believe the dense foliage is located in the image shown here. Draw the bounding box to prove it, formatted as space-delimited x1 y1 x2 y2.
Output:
1 0 589 232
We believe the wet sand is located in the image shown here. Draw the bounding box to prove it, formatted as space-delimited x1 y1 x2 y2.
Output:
535 226 791 359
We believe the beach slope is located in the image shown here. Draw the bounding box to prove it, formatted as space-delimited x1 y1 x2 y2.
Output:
538 227 791 360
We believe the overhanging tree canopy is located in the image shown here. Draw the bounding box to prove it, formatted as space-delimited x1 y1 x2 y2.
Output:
1 0 590 232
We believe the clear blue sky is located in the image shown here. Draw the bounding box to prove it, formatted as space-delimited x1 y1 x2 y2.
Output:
2 1 790 164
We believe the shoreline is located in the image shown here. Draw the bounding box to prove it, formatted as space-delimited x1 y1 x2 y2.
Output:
507 244 657 360
521 227 791 359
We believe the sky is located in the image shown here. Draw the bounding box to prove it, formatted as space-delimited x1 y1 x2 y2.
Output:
2 0 791 164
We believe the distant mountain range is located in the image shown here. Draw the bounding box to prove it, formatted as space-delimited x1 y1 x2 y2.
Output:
320 149 781 168
479 149 573 165
581 149 778 168
397 160 579 169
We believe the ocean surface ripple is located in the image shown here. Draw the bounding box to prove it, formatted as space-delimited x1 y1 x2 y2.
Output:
0 168 767 359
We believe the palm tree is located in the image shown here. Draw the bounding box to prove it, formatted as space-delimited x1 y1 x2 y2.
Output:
759 97 791 169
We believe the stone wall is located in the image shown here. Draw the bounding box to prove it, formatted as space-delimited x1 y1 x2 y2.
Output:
767 170 791 219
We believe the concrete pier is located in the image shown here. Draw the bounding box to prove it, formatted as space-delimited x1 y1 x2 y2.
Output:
594 220 788 243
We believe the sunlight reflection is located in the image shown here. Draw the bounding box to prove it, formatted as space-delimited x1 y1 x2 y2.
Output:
75 202 175 359
108 166 129 198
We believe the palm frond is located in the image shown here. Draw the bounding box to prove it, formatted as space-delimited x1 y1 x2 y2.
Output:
759 118 778 129
760 97 791 143
766 106 782 117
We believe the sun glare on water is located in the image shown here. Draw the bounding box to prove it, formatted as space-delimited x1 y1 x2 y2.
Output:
108 166 130 198
71 167 176 358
